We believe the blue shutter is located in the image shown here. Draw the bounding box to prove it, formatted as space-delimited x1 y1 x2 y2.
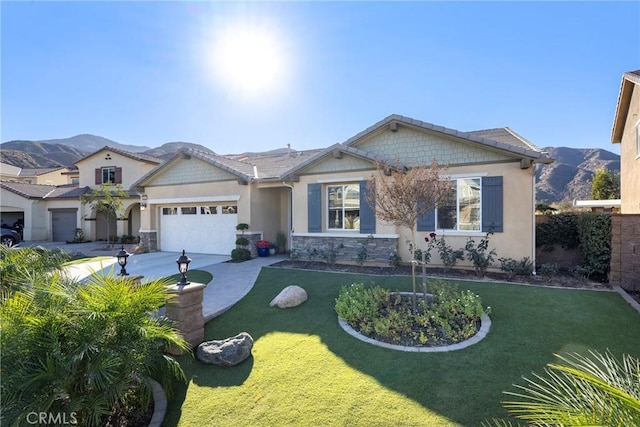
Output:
417 208 435 231
482 176 503 232
359 180 376 234
308 183 322 233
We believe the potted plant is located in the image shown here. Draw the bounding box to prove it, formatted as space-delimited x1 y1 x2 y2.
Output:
269 242 277 256
256 240 270 257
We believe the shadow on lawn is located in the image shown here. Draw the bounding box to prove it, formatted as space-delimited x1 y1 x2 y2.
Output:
165 268 640 426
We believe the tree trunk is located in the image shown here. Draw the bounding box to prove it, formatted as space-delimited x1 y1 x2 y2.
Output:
410 228 417 313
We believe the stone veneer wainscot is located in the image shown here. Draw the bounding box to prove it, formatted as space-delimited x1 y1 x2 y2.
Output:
291 233 398 264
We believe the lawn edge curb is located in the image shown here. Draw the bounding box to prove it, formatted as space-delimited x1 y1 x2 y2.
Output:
612 285 640 315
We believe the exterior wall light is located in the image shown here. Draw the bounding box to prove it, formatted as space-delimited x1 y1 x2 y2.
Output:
176 249 191 285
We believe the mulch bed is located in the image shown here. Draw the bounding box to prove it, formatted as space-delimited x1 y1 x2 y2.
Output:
270 260 612 290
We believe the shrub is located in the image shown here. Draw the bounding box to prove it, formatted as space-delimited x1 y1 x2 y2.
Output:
499 257 533 280
465 233 497 278
431 234 464 271
0 246 70 294
536 213 580 249
231 248 252 262
71 228 84 243
275 232 287 253
388 250 401 268
577 213 611 281
0 273 188 426
235 237 249 246
539 262 559 281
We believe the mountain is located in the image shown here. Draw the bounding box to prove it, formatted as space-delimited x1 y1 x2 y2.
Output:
143 142 216 159
0 141 89 168
38 134 151 153
535 147 620 204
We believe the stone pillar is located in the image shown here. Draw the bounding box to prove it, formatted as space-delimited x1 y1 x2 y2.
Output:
165 282 205 355
139 230 158 252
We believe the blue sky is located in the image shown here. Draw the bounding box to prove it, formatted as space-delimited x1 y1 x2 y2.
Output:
2 1 638 155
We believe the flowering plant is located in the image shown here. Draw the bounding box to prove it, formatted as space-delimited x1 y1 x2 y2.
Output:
256 240 271 249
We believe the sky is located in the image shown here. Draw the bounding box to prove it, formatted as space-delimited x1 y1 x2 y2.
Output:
1 1 639 155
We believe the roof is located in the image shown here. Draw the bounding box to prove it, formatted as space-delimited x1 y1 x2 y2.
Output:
573 199 621 208
282 143 385 178
467 128 542 152
611 70 640 144
0 181 89 199
344 114 552 162
18 167 68 177
74 146 163 165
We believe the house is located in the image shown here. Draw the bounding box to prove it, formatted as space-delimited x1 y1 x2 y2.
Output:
611 70 640 214
610 70 640 290
132 114 552 269
0 146 162 242
0 162 74 185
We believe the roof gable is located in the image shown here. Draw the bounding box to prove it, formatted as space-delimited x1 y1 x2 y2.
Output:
74 146 163 166
345 114 549 162
283 144 380 178
611 70 640 144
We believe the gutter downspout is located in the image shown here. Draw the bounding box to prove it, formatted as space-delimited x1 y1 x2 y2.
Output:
283 181 294 252
532 163 537 275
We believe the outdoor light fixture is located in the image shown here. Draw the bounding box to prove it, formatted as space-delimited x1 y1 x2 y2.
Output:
176 249 191 285
116 246 130 276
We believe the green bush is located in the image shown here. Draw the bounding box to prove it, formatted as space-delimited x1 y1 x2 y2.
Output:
0 273 188 426
577 213 611 281
465 233 497 278
235 237 249 246
539 262 559 281
231 248 252 262
536 213 580 249
498 257 533 280
0 246 70 294
431 235 464 271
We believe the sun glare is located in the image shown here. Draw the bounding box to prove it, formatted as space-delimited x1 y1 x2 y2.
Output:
207 23 288 98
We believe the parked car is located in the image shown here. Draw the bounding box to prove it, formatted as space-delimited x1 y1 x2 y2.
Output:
1 227 21 247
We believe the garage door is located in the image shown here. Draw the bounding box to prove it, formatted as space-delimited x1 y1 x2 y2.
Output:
160 205 237 254
51 209 77 242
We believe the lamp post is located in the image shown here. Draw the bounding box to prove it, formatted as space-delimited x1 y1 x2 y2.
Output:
176 249 191 285
116 246 130 276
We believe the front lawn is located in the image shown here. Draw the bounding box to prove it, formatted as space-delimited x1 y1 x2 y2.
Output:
164 268 640 426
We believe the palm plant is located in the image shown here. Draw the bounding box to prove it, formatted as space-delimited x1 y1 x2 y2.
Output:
1 271 189 426
486 351 640 426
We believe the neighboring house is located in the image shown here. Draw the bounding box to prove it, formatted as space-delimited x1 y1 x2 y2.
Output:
0 162 73 185
132 114 552 269
611 70 640 213
610 70 640 290
0 146 162 242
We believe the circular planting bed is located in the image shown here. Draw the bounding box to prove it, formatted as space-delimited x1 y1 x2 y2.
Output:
335 283 491 352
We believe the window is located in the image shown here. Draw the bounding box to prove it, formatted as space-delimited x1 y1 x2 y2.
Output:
201 206 218 215
327 184 360 230
102 167 116 184
222 205 237 214
181 207 196 215
437 178 481 231
162 207 177 215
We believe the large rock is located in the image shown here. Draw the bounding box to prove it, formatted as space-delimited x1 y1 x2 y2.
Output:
269 285 308 308
196 332 253 366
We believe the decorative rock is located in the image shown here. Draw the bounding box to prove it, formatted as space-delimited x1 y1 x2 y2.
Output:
196 332 254 366
269 285 308 308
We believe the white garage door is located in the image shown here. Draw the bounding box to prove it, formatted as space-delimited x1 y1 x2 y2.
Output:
160 205 237 254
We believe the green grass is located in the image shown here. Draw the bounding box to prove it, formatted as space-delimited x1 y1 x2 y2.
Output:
164 268 640 426
62 256 113 266
162 270 214 285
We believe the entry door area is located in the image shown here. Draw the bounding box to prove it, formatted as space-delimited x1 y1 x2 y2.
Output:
51 209 77 242
160 205 237 254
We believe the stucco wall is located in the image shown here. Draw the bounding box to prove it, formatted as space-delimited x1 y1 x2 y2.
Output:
292 160 536 268
619 86 640 214
76 150 157 189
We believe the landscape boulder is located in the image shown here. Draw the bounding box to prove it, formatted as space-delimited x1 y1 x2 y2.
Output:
196 332 254 366
269 285 308 308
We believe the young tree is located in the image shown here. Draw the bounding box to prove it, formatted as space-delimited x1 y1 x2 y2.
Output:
81 183 129 247
591 168 620 200
367 159 452 311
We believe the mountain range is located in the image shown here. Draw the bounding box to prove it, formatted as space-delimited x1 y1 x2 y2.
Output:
0 134 620 204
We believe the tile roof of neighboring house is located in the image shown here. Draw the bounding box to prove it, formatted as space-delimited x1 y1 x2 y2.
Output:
18 167 68 177
467 128 543 152
0 181 89 199
344 114 552 161
226 148 325 180
611 70 640 143
74 146 164 165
